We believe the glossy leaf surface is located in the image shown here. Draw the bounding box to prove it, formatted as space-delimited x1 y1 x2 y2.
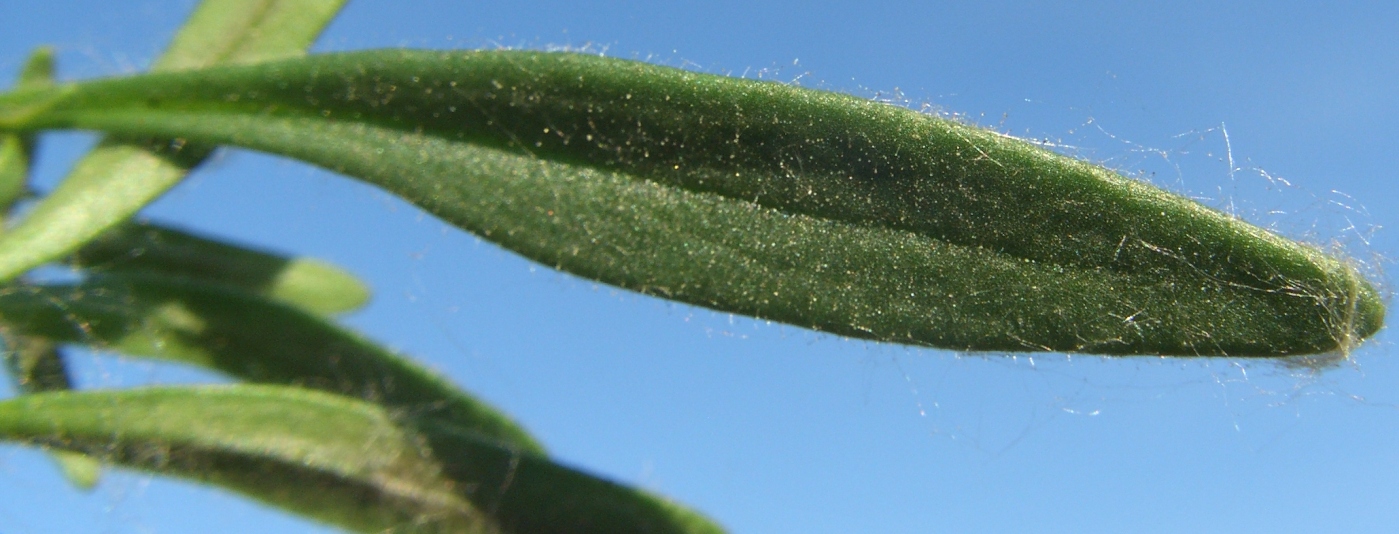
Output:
0 50 1380 356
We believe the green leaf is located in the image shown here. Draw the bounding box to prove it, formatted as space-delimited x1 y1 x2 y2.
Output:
0 46 102 491
71 220 370 315
0 334 102 488
0 385 725 533
0 50 1383 356
0 46 55 213
0 139 210 278
0 134 25 212
0 0 346 283
15 46 56 90
1 335 71 392
154 0 350 71
0 273 544 454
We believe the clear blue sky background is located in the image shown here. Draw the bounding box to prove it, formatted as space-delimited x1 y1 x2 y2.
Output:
1 1 1397 533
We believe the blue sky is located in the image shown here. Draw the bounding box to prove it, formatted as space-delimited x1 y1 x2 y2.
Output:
1 1 1397 532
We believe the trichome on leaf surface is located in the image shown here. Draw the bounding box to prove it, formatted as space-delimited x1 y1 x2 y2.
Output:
0 49 1383 356
0 1 1384 533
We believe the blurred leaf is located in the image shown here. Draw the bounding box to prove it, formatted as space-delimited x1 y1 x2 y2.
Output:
0 134 24 212
0 0 347 282
0 46 55 213
72 220 370 315
154 0 350 71
0 50 1381 356
0 334 101 488
0 46 101 490
0 384 487 533
0 139 210 280
0 273 543 454
2 335 70 393
0 385 725 533
48 448 102 488
15 46 55 89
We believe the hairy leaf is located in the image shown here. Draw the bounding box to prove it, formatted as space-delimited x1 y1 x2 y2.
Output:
0 4 363 497
0 50 1383 355
0 0 347 282
71 220 370 315
0 273 543 454
0 385 724 533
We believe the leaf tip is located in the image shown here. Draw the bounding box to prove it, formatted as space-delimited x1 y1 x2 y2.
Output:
18 46 56 89
52 450 102 490
269 258 372 315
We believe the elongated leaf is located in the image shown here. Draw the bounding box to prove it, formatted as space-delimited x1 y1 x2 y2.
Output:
0 273 543 454
0 334 102 488
0 385 724 533
0 134 24 212
0 50 1383 356
71 220 370 315
0 47 55 213
154 0 350 71
0 0 346 283
0 46 103 490
0 139 209 278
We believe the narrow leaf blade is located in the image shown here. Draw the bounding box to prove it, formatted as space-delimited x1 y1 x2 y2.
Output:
0 134 25 212
0 139 209 280
0 46 101 490
0 385 490 533
154 0 350 70
0 50 1379 356
0 0 347 282
0 46 55 212
0 273 543 454
0 334 101 488
0 385 725 533
72 220 370 315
